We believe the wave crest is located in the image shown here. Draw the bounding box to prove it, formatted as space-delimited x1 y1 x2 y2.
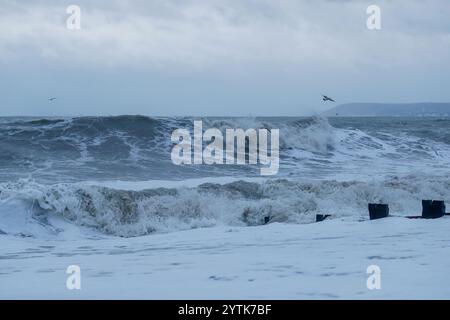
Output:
1 175 449 237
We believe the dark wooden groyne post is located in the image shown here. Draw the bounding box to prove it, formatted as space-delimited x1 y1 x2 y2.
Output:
316 214 331 222
422 200 446 219
368 203 389 220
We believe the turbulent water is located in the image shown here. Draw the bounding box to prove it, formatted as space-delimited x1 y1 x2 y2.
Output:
1 116 449 237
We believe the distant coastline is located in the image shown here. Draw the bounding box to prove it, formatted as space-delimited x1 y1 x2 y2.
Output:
322 103 450 117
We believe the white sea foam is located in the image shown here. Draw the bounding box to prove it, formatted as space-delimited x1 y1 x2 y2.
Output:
1 116 450 299
1 174 448 238
1 116 449 238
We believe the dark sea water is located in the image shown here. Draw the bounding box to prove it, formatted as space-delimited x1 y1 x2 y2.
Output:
1 116 449 183
0 116 449 236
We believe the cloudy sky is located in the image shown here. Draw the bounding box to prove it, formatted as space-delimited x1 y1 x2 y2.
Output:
1 0 449 116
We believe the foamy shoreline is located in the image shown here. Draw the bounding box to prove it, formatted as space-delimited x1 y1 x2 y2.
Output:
1 218 450 299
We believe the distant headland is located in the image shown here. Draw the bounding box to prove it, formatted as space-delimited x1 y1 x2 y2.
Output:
323 103 450 117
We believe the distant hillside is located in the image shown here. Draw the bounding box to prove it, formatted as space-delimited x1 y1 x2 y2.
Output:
323 103 450 117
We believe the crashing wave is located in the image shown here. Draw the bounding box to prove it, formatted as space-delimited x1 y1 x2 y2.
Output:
1 175 449 237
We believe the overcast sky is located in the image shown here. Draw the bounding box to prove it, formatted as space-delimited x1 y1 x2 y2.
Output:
1 0 449 116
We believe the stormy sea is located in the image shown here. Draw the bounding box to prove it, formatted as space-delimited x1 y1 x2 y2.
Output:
1 115 450 299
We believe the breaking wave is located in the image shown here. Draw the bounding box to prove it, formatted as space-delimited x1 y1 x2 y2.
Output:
1 115 450 182
1 115 449 238
1 175 449 237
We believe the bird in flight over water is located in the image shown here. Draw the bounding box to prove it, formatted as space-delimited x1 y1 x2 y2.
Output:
322 95 335 102
48 97 56 101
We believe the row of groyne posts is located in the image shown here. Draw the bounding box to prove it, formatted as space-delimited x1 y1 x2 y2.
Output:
316 200 450 222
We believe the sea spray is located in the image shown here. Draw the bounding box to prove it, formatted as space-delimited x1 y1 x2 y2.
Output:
1 175 449 237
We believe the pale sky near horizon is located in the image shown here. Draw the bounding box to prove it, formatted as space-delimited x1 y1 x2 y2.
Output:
1 0 450 116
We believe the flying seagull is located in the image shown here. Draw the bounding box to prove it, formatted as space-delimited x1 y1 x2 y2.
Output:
322 95 335 102
48 97 56 101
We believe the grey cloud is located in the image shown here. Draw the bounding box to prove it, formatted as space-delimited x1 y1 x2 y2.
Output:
0 0 449 116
